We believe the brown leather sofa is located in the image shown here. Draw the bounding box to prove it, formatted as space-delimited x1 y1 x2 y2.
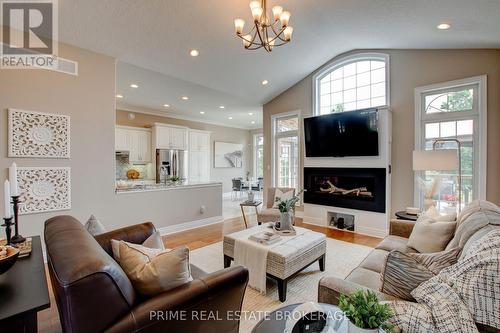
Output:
44 215 249 333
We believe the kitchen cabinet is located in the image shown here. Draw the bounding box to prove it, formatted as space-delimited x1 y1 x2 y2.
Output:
153 124 188 150
115 126 152 164
188 130 210 182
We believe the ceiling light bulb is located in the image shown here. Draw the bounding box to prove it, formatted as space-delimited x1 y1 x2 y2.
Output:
228 116 233 120
251 121 256 124
219 105 225 109
437 23 451 30
116 94 123 98
182 96 189 100
251 6 263 21
279 11 291 27
130 84 139 88
189 49 199 57
272 6 283 20
234 19 245 34
242 34 252 47
200 111 205 114
284 26 293 41
249 1 261 10
163 104 170 108
248 112 254 115
128 113 135 120
261 80 269 85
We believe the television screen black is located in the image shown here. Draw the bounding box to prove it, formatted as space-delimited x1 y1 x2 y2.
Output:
304 108 379 157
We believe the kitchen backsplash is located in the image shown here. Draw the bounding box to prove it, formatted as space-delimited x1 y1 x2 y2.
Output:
116 155 154 180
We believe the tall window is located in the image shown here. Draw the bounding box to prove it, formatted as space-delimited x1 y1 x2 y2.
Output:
272 113 299 189
253 133 264 179
415 76 487 211
313 53 389 115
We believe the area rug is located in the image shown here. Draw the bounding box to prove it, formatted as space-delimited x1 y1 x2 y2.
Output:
190 238 372 333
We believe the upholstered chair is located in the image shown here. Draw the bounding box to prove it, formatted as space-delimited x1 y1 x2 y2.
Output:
257 187 296 224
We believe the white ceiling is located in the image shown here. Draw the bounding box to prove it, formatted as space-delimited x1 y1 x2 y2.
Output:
58 0 500 129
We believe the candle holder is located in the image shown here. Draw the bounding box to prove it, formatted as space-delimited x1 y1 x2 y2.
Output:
10 196 25 244
2 217 14 245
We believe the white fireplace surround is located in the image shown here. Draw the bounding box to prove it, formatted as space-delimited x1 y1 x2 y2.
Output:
302 108 392 238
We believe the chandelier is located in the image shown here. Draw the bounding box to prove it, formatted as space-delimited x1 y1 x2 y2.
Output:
234 0 293 52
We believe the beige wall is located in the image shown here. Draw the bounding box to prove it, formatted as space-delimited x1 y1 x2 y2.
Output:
116 109 254 193
263 49 500 213
0 42 223 242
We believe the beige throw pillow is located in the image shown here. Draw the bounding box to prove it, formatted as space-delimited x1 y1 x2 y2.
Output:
117 241 192 297
407 217 456 253
272 188 294 208
111 231 165 261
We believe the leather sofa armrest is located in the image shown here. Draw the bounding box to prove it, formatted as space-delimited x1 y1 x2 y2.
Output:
318 276 397 306
95 222 156 256
389 219 416 238
105 266 249 333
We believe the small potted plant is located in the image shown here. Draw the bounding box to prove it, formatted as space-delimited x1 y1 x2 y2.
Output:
275 189 304 231
338 289 393 333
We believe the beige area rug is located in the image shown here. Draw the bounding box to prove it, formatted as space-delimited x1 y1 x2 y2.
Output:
190 238 372 333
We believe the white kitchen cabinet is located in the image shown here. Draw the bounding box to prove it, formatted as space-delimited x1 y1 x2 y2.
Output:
115 126 152 164
188 130 210 182
153 124 188 150
189 130 210 152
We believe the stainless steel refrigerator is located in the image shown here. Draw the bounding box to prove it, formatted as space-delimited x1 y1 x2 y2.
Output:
155 149 187 183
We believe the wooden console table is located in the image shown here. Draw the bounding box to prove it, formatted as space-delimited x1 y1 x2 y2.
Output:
0 236 50 332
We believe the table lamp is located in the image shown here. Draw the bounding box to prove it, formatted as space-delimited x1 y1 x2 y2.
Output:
413 141 461 212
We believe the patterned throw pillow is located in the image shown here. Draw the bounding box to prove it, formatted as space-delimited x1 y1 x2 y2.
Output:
84 215 106 235
380 248 461 300
383 301 435 333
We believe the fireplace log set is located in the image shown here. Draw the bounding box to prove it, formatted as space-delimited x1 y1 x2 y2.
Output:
319 181 373 197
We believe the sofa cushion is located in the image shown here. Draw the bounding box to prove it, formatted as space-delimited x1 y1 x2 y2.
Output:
111 231 165 261
408 247 461 274
376 235 417 253
117 242 193 297
359 249 389 273
407 217 456 253
346 267 382 291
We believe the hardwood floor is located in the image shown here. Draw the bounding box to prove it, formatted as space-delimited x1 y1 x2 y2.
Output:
39 216 382 333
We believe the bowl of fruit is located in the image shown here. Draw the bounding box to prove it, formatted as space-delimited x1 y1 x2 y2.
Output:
0 245 20 275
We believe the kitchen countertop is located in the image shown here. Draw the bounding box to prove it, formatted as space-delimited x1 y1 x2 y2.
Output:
115 180 222 194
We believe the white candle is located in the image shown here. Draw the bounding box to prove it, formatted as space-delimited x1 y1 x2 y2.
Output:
4 180 11 219
9 162 19 196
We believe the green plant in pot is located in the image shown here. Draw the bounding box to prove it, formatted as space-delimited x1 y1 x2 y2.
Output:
338 289 393 333
275 189 304 231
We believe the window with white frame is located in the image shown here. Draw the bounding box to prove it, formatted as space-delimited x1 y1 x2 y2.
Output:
415 76 487 212
272 113 299 190
313 53 389 115
253 133 264 179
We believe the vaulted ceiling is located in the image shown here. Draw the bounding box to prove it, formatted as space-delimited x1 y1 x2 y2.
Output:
58 0 500 129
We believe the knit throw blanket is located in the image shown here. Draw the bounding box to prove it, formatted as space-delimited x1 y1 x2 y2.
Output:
387 229 500 333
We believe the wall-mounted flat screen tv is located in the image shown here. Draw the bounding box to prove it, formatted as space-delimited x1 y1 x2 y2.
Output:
304 108 379 157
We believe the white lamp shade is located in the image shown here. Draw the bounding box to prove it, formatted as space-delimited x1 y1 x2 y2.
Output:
413 150 459 171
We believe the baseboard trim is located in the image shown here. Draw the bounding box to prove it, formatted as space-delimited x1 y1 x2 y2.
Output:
157 215 224 236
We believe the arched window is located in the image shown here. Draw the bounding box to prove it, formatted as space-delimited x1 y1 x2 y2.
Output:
313 53 389 115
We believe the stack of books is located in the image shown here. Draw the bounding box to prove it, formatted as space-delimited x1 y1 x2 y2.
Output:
249 231 281 245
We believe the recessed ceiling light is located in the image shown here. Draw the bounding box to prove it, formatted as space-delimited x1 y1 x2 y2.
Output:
262 80 269 85
219 105 225 109
200 111 205 114
190 49 199 57
181 96 189 100
163 104 170 108
228 116 233 120
130 83 139 88
116 94 123 98
437 23 451 30
248 112 253 116
251 121 256 124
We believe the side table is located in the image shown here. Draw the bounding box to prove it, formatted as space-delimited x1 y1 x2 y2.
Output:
395 210 418 221
240 201 262 228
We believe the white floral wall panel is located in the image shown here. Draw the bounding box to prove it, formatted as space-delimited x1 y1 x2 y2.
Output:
17 167 71 215
8 108 70 158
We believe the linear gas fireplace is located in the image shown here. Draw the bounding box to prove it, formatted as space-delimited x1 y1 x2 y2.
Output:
304 167 386 213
